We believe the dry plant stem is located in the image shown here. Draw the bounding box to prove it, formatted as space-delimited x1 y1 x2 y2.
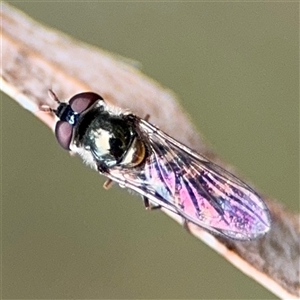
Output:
1 3 299 299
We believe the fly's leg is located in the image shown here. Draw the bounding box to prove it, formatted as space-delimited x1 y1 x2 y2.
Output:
143 196 161 210
103 179 114 190
144 114 150 122
183 219 192 234
97 164 114 190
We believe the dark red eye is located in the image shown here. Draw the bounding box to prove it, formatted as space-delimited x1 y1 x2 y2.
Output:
54 92 104 150
55 121 73 150
69 92 103 113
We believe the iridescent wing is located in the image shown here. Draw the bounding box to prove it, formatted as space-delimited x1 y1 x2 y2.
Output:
105 116 271 240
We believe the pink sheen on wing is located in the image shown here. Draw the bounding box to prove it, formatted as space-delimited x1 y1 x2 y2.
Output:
104 117 271 240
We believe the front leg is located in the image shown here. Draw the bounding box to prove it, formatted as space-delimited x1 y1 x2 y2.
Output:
97 164 114 190
103 179 114 190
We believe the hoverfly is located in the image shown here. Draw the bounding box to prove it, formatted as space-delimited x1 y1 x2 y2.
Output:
44 91 271 240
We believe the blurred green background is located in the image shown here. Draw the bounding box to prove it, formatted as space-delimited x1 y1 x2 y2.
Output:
2 2 298 299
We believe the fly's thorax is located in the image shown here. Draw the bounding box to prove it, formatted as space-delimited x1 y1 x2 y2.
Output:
72 107 147 170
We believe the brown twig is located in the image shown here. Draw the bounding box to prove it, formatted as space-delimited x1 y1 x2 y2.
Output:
1 3 299 299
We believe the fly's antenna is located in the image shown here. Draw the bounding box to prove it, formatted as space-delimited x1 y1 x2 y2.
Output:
40 89 61 114
48 89 61 105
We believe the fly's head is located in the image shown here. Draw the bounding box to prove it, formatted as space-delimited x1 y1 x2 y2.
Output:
46 91 147 173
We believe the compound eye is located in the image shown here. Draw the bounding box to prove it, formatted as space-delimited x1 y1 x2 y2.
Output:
55 121 73 150
69 92 103 113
